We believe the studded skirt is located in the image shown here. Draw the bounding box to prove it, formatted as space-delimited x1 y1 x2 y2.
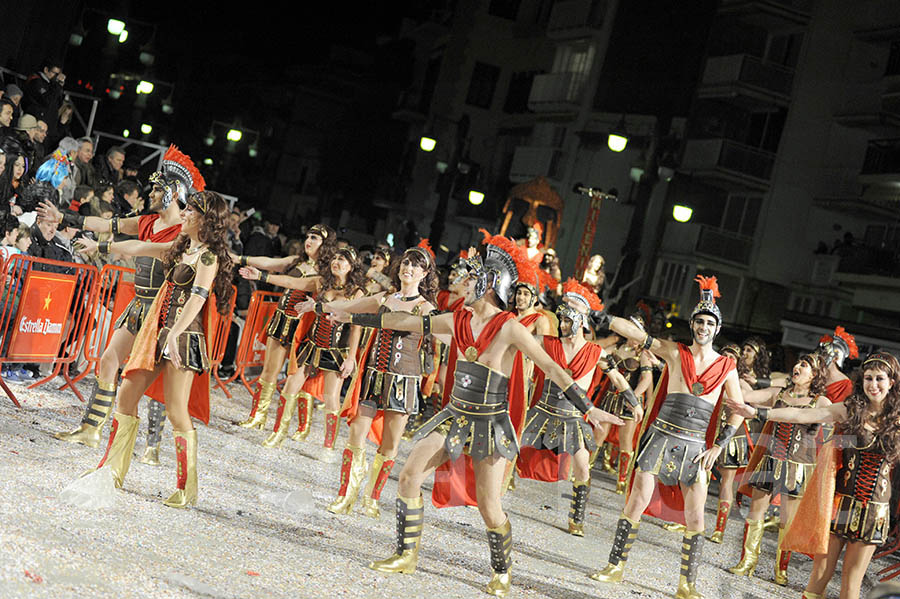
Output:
359 367 420 415
635 393 714 486
115 295 155 335
520 380 595 456
597 389 635 421
413 360 517 462
266 308 301 347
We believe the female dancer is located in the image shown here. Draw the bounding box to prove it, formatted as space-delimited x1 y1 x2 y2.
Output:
364 247 393 295
315 243 437 516
240 246 365 454
728 353 829 585
730 352 900 599
739 336 772 389
236 224 336 441
592 315 656 492
70 191 233 507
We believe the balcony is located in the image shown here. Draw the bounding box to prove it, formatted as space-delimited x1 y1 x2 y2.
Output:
527 72 583 113
680 138 775 190
860 138 900 185
508 146 566 183
833 245 900 312
834 83 900 135
697 54 794 107
659 222 754 266
546 0 607 40
717 0 812 30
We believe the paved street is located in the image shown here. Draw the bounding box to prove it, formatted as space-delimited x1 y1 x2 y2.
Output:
0 379 879 598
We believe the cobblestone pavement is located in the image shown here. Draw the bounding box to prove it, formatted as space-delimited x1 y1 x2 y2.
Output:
0 378 879 598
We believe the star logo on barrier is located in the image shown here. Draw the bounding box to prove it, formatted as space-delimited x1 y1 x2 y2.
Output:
43 292 52 310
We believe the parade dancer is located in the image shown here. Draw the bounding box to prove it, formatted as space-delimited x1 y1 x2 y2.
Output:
728 353 830 585
818 326 858 403
240 246 364 455
332 234 622 596
364 247 393 295
68 191 234 507
592 312 656 493
590 275 747 599
708 344 750 544
315 242 437 516
517 279 639 536
737 337 772 390
48 146 196 463
235 224 336 441
729 352 900 599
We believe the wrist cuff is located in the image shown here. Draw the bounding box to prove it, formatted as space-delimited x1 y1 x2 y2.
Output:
351 312 384 329
563 382 593 415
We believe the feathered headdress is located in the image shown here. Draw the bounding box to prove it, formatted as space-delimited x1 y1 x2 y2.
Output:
819 325 859 366
469 228 529 309
562 278 603 311
690 274 723 327
536 268 558 294
149 145 205 208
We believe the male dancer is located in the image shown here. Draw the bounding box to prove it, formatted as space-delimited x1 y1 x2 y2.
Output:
518 279 640 536
47 146 201 465
818 326 857 403
590 276 747 599
333 234 622 596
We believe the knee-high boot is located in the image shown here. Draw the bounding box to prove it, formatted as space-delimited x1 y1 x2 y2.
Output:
708 500 730 543
94 412 139 488
139 400 166 465
262 391 298 448
239 379 276 429
484 517 513 597
291 390 316 441
616 451 632 494
163 429 198 508
590 513 640 582
327 445 367 514
774 526 791 586
675 530 704 599
728 519 764 576
368 494 424 573
362 452 395 518
568 479 590 536
55 379 117 448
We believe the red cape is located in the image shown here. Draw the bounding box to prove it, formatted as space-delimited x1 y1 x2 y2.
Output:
431 310 522 508
627 344 734 524
826 378 852 403
517 338 606 482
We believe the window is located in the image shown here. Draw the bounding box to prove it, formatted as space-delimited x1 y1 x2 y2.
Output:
489 0 521 20
720 194 762 237
466 62 501 109
419 56 442 114
503 71 538 114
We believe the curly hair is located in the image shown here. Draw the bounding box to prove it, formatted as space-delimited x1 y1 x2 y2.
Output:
786 353 827 398
740 336 771 378
842 352 900 463
319 246 366 296
162 191 235 314
286 223 337 276
388 248 438 305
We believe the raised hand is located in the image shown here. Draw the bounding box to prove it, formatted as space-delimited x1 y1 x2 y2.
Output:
239 266 261 281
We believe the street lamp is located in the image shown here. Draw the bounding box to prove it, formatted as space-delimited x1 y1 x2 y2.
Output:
226 129 243 142
672 204 693 222
419 136 436 152
107 19 125 35
118 29 129 43
608 116 629 152
122 129 129 137
140 123 152 135
136 80 154 94
468 190 485 206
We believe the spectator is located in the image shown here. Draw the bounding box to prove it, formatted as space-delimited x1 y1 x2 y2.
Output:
0 153 27 216
4 84 23 122
227 210 243 254
17 149 70 221
22 58 65 123
45 101 74 151
29 217 72 264
72 137 96 188
95 145 124 185
112 179 140 216
1 115 45 178
70 184 94 214
91 183 115 217
46 137 79 208
0 214 21 261
0 98 15 135
244 217 274 256
266 220 282 256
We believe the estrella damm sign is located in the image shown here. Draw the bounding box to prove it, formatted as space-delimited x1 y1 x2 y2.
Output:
8 271 77 359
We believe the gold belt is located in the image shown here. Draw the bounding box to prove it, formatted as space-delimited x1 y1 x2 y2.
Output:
536 400 581 418
449 395 506 416
653 418 705 439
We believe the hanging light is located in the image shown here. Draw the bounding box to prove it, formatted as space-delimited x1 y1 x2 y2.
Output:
107 19 125 35
419 136 436 152
203 158 214 166
136 80 154 94
226 129 242 142
248 145 258 158
672 205 693 222
122 129 130 138
140 123 152 134
468 190 485 206
608 115 629 152
118 29 129 43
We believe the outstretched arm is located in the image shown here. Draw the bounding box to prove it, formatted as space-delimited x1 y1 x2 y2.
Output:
332 307 454 336
235 254 298 273
729 399 847 425
607 315 679 362
37 201 141 235
239 265 319 292
75 237 172 260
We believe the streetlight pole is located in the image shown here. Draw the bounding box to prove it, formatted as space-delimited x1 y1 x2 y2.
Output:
428 114 469 250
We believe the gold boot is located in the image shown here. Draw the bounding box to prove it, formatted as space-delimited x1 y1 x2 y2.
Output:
327 445 367 514
291 390 315 441
369 494 424 573
55 379 116 448
139 400 166 466
728 519 763 576
94 412 139 488
801 592 823 599
708 500 730 544
601 443 616 474
568 479 590 537
362 452 395 518
484 517 513 597
774 526 791 586
262 391 298 448
239 379 276 429
664 522 687 533
590 513 640 582
164 429 198 508
322 410 339 451
616 451 632 494
675 530 704 599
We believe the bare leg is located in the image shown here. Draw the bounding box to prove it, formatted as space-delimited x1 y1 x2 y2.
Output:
572 447 591 482
718 468 737 504
839 541 876 599
347 407 374 448
806 534 845 595
281 367 308 398
620 419 637 455
162 362 195 432
260 340 287 382
747 487 773 521
116 366 163 417
592 422 611 447
623 470 657 521
680 477 709 533
380 411 409 459
397 431 449 498
98 328 137 382
473 454 509 529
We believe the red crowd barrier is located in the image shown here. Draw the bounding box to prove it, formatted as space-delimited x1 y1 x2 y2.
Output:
209 285 237 398
0 254 99 407
226 290 280 395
